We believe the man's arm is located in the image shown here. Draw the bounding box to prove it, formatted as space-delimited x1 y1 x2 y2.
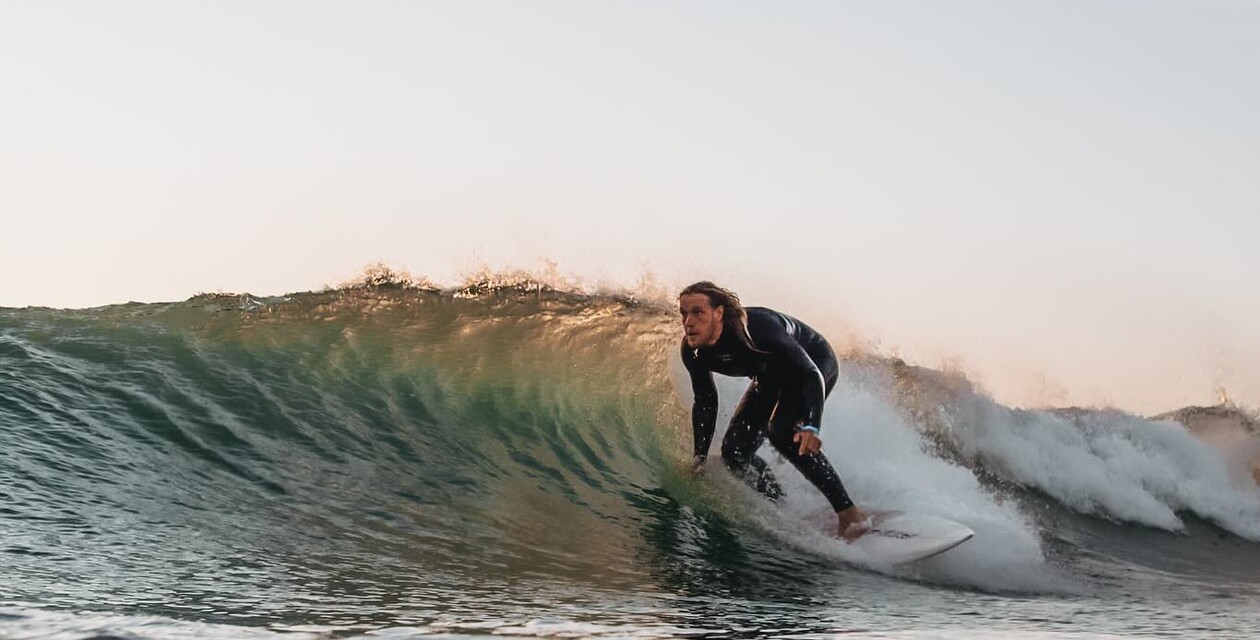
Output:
682 345 719 460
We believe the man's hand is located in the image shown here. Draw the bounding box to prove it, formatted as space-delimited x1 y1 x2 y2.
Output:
689 455 707 477
793 429 822 456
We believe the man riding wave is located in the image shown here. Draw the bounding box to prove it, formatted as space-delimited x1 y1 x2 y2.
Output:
678 281 870 540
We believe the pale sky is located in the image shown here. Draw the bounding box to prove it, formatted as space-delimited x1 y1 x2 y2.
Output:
3 1 1258 413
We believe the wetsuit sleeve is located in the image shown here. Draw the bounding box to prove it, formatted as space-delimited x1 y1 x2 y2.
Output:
751 316 827 429
681 343 718 459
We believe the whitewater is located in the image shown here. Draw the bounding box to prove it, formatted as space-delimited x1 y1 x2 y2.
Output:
2 277 1258 640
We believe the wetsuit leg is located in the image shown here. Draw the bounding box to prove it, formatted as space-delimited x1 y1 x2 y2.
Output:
720 380 784 501
765 353 855 512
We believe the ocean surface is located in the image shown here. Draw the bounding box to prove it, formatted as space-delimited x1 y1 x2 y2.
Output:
2 280 1259 640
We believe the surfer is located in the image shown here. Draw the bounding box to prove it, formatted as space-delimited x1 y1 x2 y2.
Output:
678 281 871 541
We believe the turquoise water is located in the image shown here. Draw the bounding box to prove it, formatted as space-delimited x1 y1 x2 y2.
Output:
2 284 1258 639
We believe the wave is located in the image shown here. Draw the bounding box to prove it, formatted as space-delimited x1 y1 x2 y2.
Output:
2 277 1258 614
913 370 1259 538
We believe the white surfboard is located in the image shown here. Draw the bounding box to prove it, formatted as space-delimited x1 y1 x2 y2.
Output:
847 511 974 564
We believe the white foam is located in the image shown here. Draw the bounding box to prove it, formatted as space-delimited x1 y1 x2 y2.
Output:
942 396 1260 540
679 348 1260 587
706 370 1052 592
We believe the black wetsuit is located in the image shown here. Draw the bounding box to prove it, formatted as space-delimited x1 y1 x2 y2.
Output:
682 307 854 512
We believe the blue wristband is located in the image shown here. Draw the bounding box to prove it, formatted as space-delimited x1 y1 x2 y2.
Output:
798 425 819 434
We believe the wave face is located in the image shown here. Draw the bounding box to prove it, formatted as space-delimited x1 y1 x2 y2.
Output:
2 285 1259 639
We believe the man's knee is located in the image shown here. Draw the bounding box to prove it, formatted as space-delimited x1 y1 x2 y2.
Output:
720 420 762 465
720 439 751 468
766 425 797 451
767 424 819 461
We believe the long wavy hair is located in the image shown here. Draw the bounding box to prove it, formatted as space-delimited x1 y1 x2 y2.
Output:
679 281 760 351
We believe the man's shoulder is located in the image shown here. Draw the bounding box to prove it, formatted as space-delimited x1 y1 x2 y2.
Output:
746 307 826 349
745 307 789 334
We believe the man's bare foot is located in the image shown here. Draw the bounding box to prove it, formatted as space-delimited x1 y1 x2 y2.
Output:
837 506 871 542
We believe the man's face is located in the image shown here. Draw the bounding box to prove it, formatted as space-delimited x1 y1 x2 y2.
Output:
679 293 724 348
